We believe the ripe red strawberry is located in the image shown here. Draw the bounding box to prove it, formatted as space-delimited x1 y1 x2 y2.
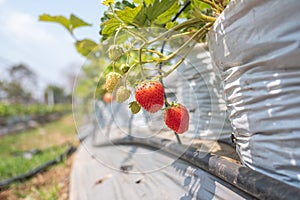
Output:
135 81 164 113
103 92 113 103
164 104 189 134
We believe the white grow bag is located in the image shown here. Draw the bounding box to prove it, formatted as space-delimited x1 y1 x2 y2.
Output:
175 44 233 141
208 0 300 188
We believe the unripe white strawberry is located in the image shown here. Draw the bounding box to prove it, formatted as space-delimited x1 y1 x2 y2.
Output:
108 45 123 61
116 86 131 103
105 72 122 93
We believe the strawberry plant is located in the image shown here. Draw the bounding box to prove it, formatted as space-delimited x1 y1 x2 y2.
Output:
98 0 228 136
39 0 229 137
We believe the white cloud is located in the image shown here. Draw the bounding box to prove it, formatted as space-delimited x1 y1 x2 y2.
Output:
0 11 57 44
0 9 84 96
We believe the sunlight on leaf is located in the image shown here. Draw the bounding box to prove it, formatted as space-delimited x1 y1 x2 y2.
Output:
70 14 91 31
75 39 98 57
39 14 71 32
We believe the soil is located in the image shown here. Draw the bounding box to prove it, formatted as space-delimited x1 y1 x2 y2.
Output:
0 154 74 200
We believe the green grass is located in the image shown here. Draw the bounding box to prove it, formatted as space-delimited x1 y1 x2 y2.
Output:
0 114 77 180
0 145 68 180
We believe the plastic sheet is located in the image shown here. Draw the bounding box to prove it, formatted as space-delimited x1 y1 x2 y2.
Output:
208 0 300 188
175 44 232 141
70 135 253 200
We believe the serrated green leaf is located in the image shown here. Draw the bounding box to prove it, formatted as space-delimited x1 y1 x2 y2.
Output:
144 0 155 6
115 6 141 24
154 2 180 24
166 21 178 29
191 0 211 11
133 0 178 26
147 0 175 21
70 14 91 31
133 0 143 4
101 18 122 38
133 6 148 26
39 14 71 32
75 39 98 57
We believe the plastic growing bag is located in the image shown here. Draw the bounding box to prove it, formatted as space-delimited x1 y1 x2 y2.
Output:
174 43 233 141
208 0 300 188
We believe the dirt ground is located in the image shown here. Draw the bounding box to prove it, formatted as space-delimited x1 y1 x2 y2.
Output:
0 154 74 200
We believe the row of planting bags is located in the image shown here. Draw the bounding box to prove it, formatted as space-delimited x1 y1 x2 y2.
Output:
170 0 300 189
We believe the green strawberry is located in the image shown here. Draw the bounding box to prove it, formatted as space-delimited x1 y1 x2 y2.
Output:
121 64 130 73
129 101 141 114
105 72 122 93
108 45 123 61
116 86 131 103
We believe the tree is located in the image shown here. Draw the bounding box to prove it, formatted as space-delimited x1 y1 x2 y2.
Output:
0 64 36 103
45 85 71 104
9 64 37 92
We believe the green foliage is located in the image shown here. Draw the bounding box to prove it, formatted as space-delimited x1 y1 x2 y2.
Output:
40 0 229 103
75 39 98 56
39 13 97 58
39 14 91 34
100 0 182 40
0 114 76 181
0 145 68 180
138 0 179 23
101 17 122 39
70 14 91 30
191 0 211 10
0 104 71 118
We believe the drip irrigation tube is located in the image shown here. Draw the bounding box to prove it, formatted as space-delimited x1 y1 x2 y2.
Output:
94 136 300 200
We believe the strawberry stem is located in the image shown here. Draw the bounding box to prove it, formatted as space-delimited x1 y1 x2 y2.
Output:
114 26 123 45
174 132 182 144
164 98 170 107
112 61 115 72
124 63 137 87
139 44 146 80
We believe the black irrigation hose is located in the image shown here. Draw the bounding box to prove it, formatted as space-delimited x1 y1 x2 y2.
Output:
0 145 77 189
94 136 300 200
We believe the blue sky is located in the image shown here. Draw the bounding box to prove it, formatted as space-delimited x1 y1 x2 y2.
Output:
0 0 106 95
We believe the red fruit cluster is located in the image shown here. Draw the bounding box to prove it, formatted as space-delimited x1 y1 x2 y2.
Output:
135 81 164 113
164 104 189 134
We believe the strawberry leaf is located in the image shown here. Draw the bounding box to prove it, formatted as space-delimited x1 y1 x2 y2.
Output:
70 14 91 31
75 39 98 57
39 14 71 32
101 18 122 38
115 6 142 25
